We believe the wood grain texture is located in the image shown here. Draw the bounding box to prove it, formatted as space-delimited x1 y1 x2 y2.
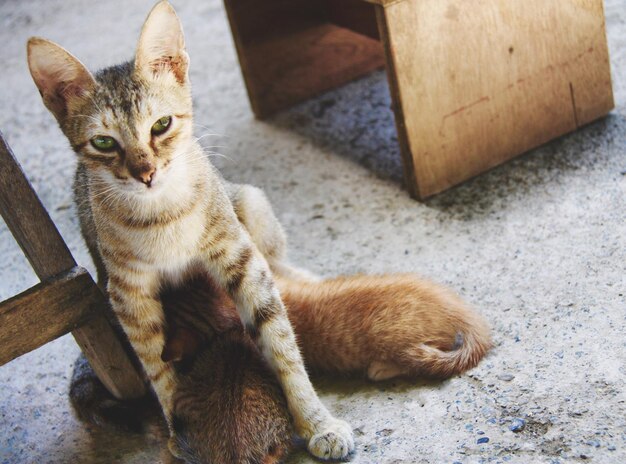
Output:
71 310 146 399
375 4 418 198
0 267 100 365
246 23 385 117
363 0 406 6
0 132 75 279
224 0 385 118
380 0 614 198
0 132 145 399
326 0 380 40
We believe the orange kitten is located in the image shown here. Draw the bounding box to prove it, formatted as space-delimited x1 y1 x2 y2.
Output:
165 273 492 381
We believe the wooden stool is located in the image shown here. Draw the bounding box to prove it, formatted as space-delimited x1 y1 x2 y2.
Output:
224 0 614 199
0 132 145 400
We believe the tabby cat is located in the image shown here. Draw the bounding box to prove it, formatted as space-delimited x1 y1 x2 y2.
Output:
27 1 353 460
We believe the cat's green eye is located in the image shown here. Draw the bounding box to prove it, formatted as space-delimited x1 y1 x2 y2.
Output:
151 116 172 135
90 135 118 152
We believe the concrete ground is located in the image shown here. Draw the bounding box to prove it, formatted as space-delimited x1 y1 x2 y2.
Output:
1 0 624 463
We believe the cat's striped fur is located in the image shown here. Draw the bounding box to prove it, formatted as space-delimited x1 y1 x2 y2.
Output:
27 1 353 460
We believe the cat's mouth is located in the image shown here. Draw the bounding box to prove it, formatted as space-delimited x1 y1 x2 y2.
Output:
123 171 165 195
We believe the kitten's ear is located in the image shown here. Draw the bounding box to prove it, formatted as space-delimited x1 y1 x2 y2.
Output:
27 37 96 122
135 1 189 84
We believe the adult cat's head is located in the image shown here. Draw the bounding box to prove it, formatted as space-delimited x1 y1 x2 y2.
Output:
27 1 195 199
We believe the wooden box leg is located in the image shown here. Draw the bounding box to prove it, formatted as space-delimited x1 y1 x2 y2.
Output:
377 0 614 199
224 0 385 118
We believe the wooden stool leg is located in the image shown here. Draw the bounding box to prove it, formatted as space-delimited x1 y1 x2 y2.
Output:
377 0 613 199
0 133 146 400
73 313 146 399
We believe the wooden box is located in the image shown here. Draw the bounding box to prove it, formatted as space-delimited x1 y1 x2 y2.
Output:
224 0 614 199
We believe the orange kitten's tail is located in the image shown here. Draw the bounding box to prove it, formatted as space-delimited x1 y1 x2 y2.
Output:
401 315 492 379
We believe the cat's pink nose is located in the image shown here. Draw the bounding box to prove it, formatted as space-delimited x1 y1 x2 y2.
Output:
128 159 157 187
136 167 156 187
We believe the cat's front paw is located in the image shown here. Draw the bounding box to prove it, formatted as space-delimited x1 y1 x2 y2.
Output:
308 418 355 461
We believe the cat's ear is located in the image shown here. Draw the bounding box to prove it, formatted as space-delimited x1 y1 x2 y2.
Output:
135 1 189 85
27 37 96 122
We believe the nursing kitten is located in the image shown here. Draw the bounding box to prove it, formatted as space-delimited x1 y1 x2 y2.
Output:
27 1 353 460
164 278 294 464
169 336 293 464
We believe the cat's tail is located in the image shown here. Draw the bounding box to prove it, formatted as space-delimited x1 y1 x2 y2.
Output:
401 312 492 379
388 277 493 379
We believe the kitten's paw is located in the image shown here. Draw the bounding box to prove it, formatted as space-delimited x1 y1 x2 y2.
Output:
308 418 355 461
367 361 405 381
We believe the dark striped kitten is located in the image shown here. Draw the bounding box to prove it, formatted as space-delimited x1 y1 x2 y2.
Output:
161 276 294 464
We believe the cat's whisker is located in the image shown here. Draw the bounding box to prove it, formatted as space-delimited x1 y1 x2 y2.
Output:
206 153 233 162
168 150 200 164
199 147 234 163
193 132 222 141
199 144 227 150
91 186 120 201
167 146 222 166
192 123 227 137
96 192 119 210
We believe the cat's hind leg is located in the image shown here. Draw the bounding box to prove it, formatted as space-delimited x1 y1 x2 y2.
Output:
227 183 319 281
367 361 407 382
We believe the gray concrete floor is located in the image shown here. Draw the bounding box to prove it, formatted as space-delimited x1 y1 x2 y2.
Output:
1 1 625 463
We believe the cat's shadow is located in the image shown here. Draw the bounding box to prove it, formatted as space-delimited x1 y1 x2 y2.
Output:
311 372 439 397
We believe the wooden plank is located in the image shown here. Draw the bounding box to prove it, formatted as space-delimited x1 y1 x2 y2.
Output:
239 23 385 118
0 267 99 365
0 132 145 398
224 0 385 118
71 310 146 399
325 0 380 40
224 0 325 44
380 0 614 198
